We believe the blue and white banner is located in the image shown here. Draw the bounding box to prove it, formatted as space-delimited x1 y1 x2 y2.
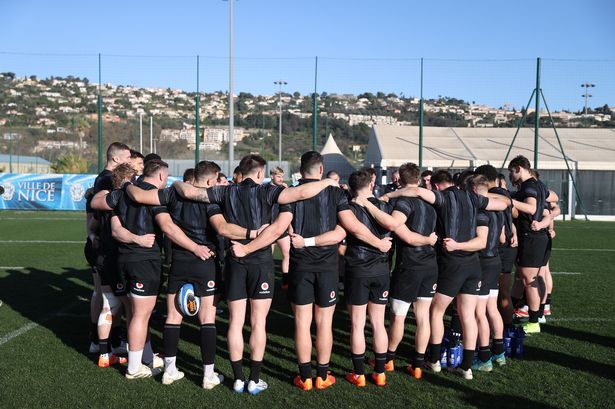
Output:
0 173 182 211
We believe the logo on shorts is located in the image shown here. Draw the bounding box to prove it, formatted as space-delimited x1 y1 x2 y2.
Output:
136 282 144 289
330 291 336 299
116 283 124 290
207 280 215 288
477 281 482 290
433 283 437 291
261 282 269 291
382 291 389 298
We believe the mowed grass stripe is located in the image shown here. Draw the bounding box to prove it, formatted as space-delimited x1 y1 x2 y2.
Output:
0 214 614 409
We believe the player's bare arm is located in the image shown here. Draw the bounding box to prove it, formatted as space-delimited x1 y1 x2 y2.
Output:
290 224 346 248
276 178 338 204
338 209 392 253
154 213 212 260
110 215 155 248
443 225 488 252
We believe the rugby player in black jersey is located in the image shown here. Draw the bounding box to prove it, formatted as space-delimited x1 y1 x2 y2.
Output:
474 166 518 332
229 152 392 392
384 170 508 380
85 142 131 353
508 156 552 334
467 175 506 371
125 160 263 388
356 163 438 380
269 167 291 290
167 154 338 394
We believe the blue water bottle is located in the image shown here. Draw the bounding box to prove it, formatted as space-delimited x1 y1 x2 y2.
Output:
440 336 449 368
504 328 513 357
455 342 463 367
515 327 526 359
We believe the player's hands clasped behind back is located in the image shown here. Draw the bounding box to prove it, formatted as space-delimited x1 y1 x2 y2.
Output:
135 233 156 248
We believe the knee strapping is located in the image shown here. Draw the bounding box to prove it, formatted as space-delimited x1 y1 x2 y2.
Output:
98 292 120 326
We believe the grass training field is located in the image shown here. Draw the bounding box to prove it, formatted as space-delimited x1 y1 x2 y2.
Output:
0 211 614 408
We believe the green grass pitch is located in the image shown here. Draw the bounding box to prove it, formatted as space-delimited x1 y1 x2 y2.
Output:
0 211 614 408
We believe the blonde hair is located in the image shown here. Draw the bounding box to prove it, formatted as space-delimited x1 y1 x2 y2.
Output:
270 166 284 176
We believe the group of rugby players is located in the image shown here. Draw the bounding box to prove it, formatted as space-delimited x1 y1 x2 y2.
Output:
84 141 558 394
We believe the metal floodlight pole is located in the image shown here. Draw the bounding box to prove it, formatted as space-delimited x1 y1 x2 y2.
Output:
150 116 153 153
274 80 287 166
196 55 201 165
419 57 424 168
97 53 103 173
534 57 541 170
581 82 595 127
228 0 234 175
312 56 318 151
139 113 143 153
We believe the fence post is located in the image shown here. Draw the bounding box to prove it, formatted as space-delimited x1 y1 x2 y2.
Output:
97 53 103 173
534 57 541 170
196 55 201 165
419 57 424 168
312 56 318 151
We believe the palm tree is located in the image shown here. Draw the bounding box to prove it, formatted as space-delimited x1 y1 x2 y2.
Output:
51 153 88 174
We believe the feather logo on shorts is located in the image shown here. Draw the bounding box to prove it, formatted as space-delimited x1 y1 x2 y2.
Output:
382 291 389 298
477 281 482 289
207 280 215 288
330 291 336 299
261 282 269 291
136 282 144 289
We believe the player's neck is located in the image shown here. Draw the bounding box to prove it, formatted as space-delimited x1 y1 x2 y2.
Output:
355 188 373 198
402 183 418 188
302 173 321 180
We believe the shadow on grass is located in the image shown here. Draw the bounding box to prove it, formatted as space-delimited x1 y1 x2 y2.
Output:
540 324 615 349
425 373 562 409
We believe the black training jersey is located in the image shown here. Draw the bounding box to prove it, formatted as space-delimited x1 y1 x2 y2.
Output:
289 179 350 273
157 186 223 257
477 208 503 258
489 187 514 246
113 180 167 261
393 196 437 265
345 198 392 277
513 178 548 233
206 178 289 263
432 186 489 256
86 169 113 214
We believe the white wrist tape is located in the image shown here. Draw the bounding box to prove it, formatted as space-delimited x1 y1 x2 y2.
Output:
304 237 316 247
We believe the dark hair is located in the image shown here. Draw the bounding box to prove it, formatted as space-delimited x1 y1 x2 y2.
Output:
326 170 339 179
143 159 168 177
217 172 227 181
474 164 498 182
348 170 372 192
183 168 195 183
194 161 220 182
106 142 130 162
398 162 420 185
420 170 433 178
497 173 506 188
362 167 377 177
130 149 144 160
144 153 162 163
112 163 137 189
456 169 475 190
431 170 453 186
508 155 531 171
238 154 266 175
233 166 242 176
300 151 323 175
467 174 490 192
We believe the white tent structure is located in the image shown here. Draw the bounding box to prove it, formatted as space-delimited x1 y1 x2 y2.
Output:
365 125 615 219
321 134 355 181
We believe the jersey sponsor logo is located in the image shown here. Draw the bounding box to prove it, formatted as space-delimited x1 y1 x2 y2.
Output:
207 280 215 288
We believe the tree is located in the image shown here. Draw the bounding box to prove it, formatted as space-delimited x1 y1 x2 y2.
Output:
51 153 88 174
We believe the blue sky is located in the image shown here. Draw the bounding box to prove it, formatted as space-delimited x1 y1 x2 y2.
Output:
1 0 614 110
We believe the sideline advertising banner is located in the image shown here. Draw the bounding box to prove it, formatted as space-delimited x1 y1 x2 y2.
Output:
0 173 180 211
